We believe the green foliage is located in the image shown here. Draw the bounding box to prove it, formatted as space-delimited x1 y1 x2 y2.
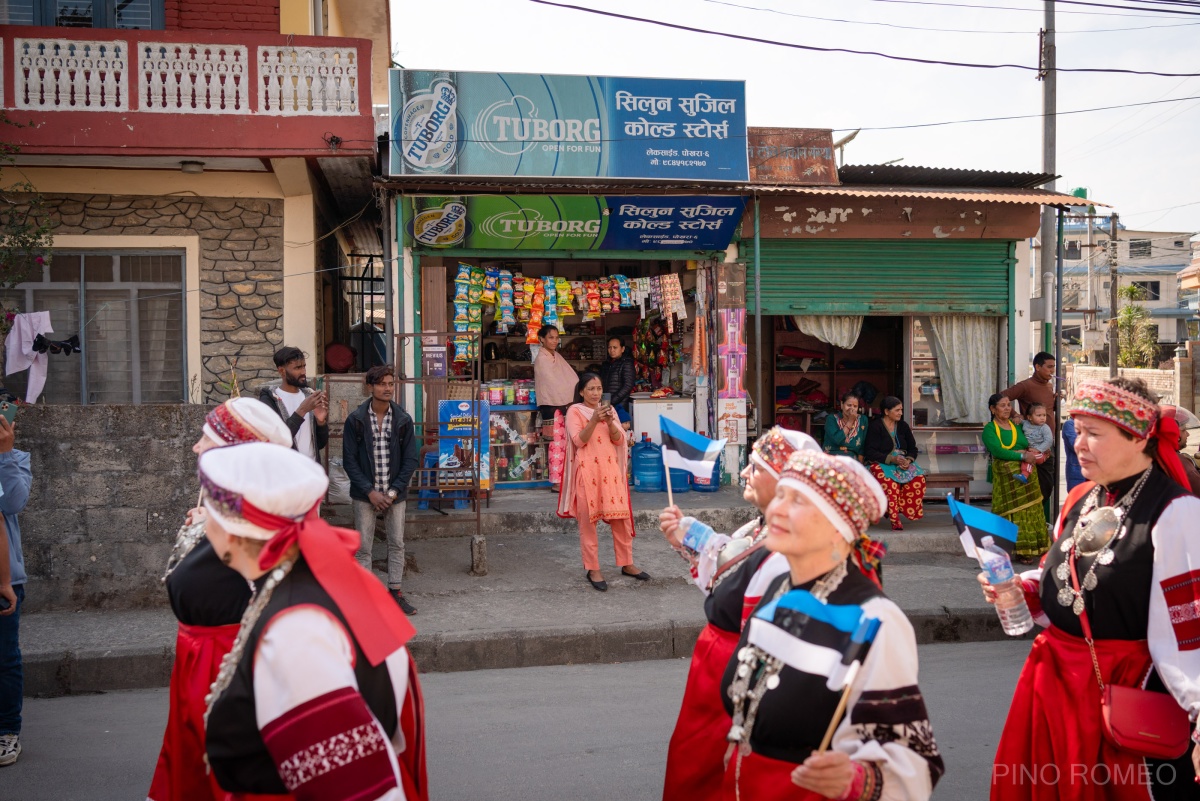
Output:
0 112 54 291
1116 283 1159 369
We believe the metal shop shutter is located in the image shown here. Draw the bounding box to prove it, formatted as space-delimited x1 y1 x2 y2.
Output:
744 239 1015 315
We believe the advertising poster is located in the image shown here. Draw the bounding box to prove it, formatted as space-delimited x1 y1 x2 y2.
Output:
717 308 747 400
717 398 748 444
406 195 746 251
390 70 748 182
438 399 491 491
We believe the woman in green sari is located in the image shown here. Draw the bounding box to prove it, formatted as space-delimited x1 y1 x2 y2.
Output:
823 391 867 462
982 393 1048 561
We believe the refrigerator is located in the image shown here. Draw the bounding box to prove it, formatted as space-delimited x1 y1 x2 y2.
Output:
631 397 696 444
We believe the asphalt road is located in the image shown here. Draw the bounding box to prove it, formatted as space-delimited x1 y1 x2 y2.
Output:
3 640 1033 801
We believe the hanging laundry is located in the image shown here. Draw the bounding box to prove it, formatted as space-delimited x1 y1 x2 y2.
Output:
5 311 53 403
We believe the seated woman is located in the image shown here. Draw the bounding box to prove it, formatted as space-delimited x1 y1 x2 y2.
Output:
722 450 942 800
864 396 926 531
981 393 1047 562
823 392 867 462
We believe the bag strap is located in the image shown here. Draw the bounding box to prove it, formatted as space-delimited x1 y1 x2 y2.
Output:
1068 552 1107 692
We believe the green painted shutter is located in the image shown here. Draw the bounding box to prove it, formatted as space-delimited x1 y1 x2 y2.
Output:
743 239 1015 315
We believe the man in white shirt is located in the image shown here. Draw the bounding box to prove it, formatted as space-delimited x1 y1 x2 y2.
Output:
258 346 328 459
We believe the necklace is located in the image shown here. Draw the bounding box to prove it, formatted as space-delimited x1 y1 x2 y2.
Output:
992 420 1017 450
725 559 849 756
204 558 296 726
162 519 207 583
1054 468 1152 615
838 415 860 439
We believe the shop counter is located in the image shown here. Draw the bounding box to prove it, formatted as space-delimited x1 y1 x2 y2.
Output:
489 404 550 489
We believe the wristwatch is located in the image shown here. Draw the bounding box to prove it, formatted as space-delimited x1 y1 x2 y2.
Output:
387 488 399 500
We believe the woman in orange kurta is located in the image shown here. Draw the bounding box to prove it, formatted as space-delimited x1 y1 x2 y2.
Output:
557 373 649 591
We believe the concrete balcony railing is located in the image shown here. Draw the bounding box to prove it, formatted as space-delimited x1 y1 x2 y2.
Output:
1 26 375 158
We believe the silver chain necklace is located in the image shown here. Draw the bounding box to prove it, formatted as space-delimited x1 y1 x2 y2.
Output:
204 558 296 727
1055 467 1152 615
161 519 207 582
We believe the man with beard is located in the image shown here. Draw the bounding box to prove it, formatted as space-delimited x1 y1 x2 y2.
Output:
259 346 329 460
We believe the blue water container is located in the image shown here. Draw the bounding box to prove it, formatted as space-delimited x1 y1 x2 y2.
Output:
692 454 721 492
632 433 665 493
669 466 692 494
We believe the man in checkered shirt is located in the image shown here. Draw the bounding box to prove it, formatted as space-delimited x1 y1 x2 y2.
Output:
343 365 420 615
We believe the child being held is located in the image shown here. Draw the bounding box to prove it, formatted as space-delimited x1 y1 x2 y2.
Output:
1020 402 1054 483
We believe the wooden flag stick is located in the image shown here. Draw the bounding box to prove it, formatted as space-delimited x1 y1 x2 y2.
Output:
818 681 856 753
662 444 674 509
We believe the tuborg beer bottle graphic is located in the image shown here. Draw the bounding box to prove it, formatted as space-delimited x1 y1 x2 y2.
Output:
396 70 459 174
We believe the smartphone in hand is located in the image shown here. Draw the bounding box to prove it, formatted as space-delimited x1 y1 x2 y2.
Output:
0 401 17 426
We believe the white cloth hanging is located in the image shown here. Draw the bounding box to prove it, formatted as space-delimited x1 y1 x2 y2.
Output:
792 315 864 349
5 311 53 403
923 315 999 425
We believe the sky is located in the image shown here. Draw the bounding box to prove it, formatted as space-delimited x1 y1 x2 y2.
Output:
388 0 1200 239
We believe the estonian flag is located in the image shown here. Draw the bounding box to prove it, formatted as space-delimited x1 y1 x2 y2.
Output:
660 416 727 480
749 589 882 691
947 494 1018 564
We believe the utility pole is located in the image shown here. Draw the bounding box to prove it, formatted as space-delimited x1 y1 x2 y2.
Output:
1038 2 1057 354
1108 213 1120 377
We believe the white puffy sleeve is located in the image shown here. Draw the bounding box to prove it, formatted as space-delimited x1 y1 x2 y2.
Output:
1147 494 1200 727
829 597 943 801
254 606 407 801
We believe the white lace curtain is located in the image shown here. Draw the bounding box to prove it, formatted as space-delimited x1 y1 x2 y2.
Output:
792 315 864 349
920 315 999 425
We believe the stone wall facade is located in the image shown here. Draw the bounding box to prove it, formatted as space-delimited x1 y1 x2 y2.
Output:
16 405 209 613
37 193 285 401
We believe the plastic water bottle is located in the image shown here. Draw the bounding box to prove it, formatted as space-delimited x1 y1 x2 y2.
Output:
632 433 665 493
981 536 1034 636
678 517 718 553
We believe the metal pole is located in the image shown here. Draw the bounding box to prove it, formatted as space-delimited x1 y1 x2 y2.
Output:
1039 0 1057 357
753 195 763 438
1054 207 1064 516
1108 213 1120 377
383 193 396 365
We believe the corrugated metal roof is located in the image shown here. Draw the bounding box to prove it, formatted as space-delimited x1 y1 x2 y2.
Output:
837 164 1056 189
749 185 1106 207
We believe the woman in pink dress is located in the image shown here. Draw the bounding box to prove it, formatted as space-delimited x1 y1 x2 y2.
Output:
533 325 578 492
557 373 649 591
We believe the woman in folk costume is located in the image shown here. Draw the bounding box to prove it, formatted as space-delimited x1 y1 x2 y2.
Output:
984 377 1200 801
658 427 837 801
201 443 427 801
148 398 292 801
557 372 648 591
722 450 942 801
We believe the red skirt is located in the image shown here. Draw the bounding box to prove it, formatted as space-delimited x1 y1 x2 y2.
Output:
148 622 240 801
869 466 926 525
664 623 740 801
992 625 1196 801
721 750 826 801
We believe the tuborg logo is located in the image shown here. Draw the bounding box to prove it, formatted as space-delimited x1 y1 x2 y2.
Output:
473 95 600 157
401 80 458 171
413 201 467 246
478 209 602 240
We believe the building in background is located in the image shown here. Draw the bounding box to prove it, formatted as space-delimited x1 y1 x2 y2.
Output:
0 0 389 404
1058 217 1194 364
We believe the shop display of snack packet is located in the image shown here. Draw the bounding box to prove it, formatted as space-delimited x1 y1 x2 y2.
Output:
454 280 470 303
467 303 483 326
616 275 633 307
453 302 469 330
467 282 484 304
585 281 601 320
482 266 499 305
453 336 470 363
556 278 573 315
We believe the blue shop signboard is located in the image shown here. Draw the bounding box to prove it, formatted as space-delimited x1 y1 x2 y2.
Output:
389 69 748 182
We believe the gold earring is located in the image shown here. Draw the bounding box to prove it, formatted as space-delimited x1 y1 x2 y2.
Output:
221 551 233 565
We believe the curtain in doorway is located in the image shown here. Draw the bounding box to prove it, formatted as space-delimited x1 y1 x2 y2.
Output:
793 315 864 349
922 316 999 425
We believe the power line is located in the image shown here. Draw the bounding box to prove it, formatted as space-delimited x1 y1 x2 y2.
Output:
860 0 1200 16
529 0 1200 76
698 0 1200 33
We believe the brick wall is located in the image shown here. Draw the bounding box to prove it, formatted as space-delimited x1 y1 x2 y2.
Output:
165 0 280 31
1068 365 1178 405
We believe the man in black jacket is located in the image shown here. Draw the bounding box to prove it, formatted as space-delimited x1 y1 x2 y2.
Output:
258 346 329 460
343 365 421 614
599 336 635 426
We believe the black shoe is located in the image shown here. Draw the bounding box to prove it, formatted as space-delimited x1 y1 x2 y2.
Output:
621 568 651 581
391 590 417 615
586 572 608 592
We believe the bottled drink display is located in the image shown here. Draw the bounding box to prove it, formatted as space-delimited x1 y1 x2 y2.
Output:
981 536 1034 636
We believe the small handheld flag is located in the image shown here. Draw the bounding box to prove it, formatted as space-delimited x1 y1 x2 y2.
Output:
749 589 882 692
659 416 727 480
947 494 1017 565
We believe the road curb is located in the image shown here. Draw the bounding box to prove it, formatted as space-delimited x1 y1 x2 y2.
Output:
25 609 1017 696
